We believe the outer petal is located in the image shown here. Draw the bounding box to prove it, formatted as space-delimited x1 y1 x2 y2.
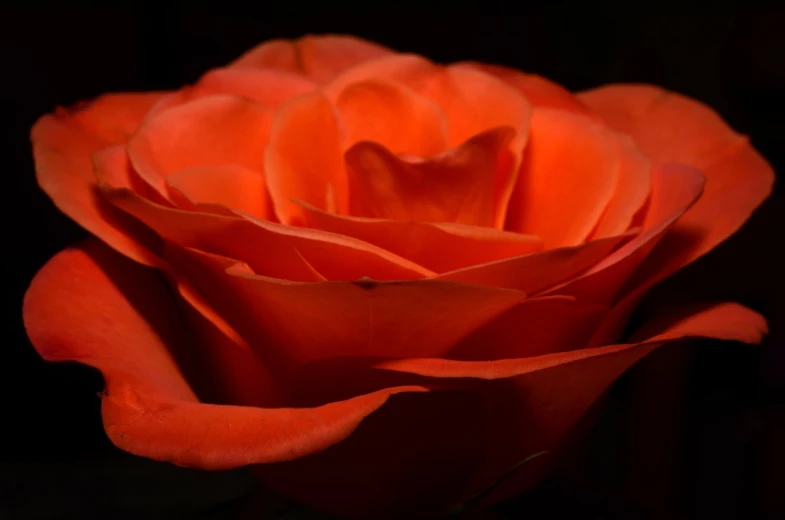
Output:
254 301 766 517
164 244 527 365
374 302 767 505
255 387 488 518
446 296 608 360
31 93 167 267
68 92 171 141
127 95 273 199
23 238 427 470
505 108 619 248
579 84 775 283
264 91 347 224
346 127 517 227
230 35 394 84
168 272 284 408
300 201 543 273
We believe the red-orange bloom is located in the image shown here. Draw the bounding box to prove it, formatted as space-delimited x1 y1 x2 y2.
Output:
24 35 773 518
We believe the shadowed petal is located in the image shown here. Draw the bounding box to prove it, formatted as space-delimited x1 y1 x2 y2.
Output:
23 238 427 470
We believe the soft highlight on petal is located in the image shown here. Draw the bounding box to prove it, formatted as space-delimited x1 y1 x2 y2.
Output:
421 64 533 150
335 79 449 156
265 91 347 224
506 108 619 248
165 165 271 220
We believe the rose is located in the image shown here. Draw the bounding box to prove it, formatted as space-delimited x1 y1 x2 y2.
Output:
24 34 773 518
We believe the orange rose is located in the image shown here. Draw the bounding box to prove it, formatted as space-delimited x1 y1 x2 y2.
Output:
24 35 773 517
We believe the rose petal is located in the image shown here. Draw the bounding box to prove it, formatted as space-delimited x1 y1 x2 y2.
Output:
254 388 487 518
335 79 449 156
299 200 543 272
505 108 620 248
578 84 775 283
170 272 284 408
165 165 271 220
264 91 347 224
100 185 434 281
24 239 196 400
69 92 170 142
325 57 533 228
96 152 433 281
435 232 632 293
127 95 273 198
228 39 299 72
373 301 766 505
590 135 652 239
421 64 532 149
323 54 438 100
31 94 167 267
550 163 706 306
195 68 317 107
447 296 608 360
163 244 526 365
420 65 533 226
346 127 517 227
144 68 317 121
230 35 394 83
262 300 765 516
460 62 594 116
23 238 428 470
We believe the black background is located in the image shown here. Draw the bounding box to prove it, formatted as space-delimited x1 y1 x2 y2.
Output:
2 4 784 519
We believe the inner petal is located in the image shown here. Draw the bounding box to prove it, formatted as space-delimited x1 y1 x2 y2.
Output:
335 79 449 156
165 165 271 220
420 64 533 149
264 92 346 225
127 95 272 200
346 127 516 227
505 108 619 248
298 200 543 273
